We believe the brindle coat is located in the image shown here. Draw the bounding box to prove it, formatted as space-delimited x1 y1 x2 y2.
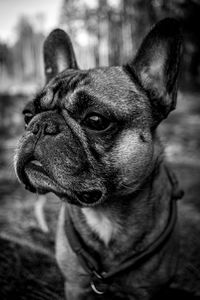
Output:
15 19 200 299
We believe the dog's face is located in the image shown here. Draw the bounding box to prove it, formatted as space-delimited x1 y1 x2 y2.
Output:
15 19 181 207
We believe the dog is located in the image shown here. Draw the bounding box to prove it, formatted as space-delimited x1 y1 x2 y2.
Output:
15 18 200 299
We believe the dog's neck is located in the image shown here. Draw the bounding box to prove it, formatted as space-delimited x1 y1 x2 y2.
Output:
81 179 155 247
83 164 171 244
68 161 175 263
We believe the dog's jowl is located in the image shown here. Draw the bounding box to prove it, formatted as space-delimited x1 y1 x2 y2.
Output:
15 18 200 299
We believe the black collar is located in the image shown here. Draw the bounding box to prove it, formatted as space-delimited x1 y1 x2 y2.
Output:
64 165 183 295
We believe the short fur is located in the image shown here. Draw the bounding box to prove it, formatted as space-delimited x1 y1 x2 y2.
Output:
15 18 200 299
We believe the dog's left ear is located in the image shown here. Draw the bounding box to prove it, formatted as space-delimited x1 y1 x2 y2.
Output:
43 29 78 83
127 18 182 124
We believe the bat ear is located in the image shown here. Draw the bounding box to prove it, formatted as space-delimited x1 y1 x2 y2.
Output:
43 29 78 83
127 18 182 124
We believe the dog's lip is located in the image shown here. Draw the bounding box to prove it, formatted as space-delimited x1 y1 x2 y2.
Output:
18 158 106 206
16 154 68 195
24 160 72 195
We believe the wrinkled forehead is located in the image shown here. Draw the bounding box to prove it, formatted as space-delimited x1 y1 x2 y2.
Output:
33 66 150 117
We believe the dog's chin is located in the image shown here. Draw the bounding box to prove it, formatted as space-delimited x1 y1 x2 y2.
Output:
17 159 106 207
60 191 105 208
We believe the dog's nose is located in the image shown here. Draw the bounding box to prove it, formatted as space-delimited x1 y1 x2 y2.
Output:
32 122 60 135
28 113 61 135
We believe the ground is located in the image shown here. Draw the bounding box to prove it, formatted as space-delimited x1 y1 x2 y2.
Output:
0 91 200 299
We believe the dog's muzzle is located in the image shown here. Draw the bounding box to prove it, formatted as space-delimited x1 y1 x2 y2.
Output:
16 148 105 206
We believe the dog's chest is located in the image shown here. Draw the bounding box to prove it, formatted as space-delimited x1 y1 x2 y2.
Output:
82 208 120 245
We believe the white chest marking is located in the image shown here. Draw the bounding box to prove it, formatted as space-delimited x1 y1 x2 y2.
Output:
82 208 118 246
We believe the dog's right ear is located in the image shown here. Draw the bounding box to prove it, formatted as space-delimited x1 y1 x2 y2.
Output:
43 29 78 83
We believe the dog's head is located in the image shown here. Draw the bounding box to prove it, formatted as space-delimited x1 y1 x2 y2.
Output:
15 19 182 207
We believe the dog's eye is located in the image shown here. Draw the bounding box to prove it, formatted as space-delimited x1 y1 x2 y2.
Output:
23 102 35 127
82 114 111 131
24 112 33 126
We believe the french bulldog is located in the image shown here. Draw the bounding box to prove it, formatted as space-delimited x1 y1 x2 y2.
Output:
15 18 200 299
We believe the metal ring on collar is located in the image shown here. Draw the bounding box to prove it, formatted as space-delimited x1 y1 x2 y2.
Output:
90 280 105 294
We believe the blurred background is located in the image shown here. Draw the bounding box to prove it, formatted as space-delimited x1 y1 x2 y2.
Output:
0 0 200 298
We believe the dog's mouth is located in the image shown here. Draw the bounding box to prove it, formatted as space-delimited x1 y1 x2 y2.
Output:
16 156 105 207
